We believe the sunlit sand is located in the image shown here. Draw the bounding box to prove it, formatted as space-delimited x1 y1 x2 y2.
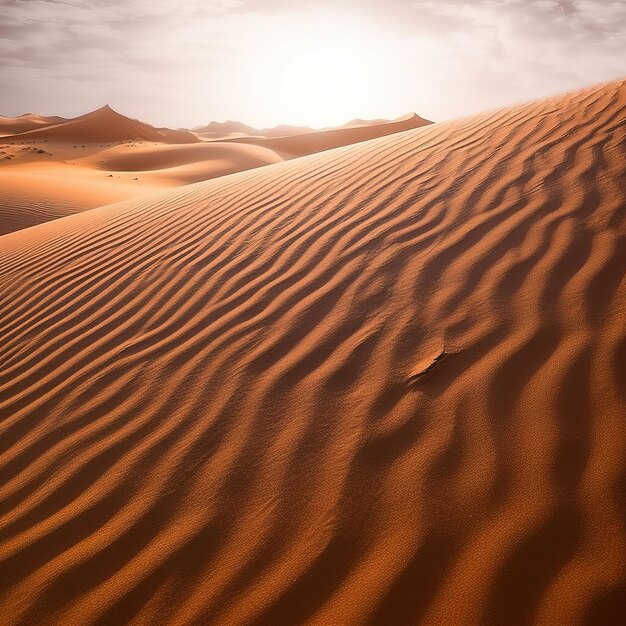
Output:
1 77 625 624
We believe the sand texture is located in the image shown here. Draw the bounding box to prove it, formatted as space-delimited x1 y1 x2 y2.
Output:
0 111 425 235
0 164 166 236
0 139 284 235
1 79 625 625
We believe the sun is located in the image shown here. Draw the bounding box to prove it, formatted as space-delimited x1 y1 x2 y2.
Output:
248 14 389 128
274 35 372 128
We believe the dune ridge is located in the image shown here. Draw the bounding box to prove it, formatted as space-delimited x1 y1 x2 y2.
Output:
1 78 626 625
224 112 432 157
0 113 67 137
2 105 198 144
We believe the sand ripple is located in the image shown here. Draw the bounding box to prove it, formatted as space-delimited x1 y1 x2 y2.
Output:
1 79 625 625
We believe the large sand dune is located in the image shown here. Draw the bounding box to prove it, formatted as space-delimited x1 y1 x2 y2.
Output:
1 79 625 625
2 105 198 144
0 113 67 137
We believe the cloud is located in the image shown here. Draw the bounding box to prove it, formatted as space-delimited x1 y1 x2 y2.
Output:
0 0 254 122
398 0 626 114
0 0 624 126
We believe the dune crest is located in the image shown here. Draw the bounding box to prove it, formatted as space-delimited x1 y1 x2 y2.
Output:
193 120 261 138
224 112 432 157
193 113 431 145
0 113 68 136
0 79 625 625
2 105 198 144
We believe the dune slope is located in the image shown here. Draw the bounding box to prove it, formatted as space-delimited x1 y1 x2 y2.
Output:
0 166 163 236
0 113 67 137
226 112 432 157
0 179 96 236
89 142 284 184
2 106 198 144
1 79 626 625
0 141 283 235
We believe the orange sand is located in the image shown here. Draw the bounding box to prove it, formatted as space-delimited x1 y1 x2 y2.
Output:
0 110 430 235
0 113 67 137
0 79 625 625
1 105 198 145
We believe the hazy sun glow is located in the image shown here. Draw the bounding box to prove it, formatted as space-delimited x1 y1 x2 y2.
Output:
248 15 393 128
2 1 625 128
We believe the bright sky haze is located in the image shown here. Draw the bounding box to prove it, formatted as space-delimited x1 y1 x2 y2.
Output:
1 0 625 128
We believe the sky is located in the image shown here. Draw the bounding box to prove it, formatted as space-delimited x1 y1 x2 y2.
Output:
0 0 625 128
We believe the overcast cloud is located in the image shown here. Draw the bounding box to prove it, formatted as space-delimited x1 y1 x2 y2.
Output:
0 0 624 127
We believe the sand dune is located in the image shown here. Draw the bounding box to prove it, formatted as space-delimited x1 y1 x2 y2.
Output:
2 105 198 144
0 111 422 235
0 165 164 236
193 114 425 143
88 142 283 185
193 120 261 139
0 113 67 137
0 140 282 234
1 78 625 625
225 112 432 157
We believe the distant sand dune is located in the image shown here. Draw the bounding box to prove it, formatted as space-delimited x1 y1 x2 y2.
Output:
90 142 284 184
193 119 261 138
225 112 432 157
0 79 625 625
193 114 425 142
0 141 282 235
0 113 67 137
2 105 198 144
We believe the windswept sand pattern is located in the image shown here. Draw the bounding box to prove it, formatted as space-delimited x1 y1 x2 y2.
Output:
1 79 626 625
0 189 83 236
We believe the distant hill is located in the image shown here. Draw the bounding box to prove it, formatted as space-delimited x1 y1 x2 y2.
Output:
0 113 68 136
192 120 259 136
192 114 432 146
3 105 199 144
224 112 433 157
